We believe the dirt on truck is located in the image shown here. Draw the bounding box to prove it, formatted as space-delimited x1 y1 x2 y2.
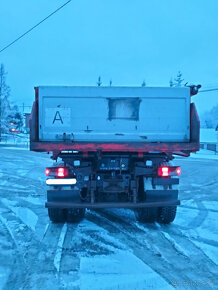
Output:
30 85 200 224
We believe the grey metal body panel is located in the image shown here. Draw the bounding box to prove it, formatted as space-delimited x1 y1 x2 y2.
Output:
38 86 190 143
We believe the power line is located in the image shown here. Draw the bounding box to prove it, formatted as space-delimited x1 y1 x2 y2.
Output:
199 88 218 93
0 0 72 54
203 84 218 89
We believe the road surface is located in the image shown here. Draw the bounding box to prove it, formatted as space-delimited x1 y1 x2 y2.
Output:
0 147 217 289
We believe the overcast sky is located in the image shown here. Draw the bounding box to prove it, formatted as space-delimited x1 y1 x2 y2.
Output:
0 0 218 114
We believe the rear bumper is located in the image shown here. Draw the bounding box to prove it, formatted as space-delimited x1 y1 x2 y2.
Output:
46 189 180 209
45 200 180 209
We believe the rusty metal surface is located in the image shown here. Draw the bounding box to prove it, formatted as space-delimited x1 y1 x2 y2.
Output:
30 140 199 153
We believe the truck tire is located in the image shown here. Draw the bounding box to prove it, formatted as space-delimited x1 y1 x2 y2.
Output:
66 208 86 223
157 206 177 224
48 208 66 223
135 207 158 223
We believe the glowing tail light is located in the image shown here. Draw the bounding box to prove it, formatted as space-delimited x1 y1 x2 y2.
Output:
45 168 50 176
45 167 69 178
158 166 181 177
57 167 65 177
176 167 181 176
158 166 169 177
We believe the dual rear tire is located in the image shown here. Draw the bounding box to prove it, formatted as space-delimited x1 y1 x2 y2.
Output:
135 206 177 224
48 206 176 224
48 208 85 223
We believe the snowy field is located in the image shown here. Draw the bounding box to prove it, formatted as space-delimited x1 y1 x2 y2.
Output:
0 133 29 148
0 147 217 289
200 129 217 143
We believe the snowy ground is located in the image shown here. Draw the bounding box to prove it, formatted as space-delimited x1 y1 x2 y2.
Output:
190 149 218 160
200 129 217 143
0 147 217 289
0 133 29 149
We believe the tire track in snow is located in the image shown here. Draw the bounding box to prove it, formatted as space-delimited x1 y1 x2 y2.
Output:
180 204 218 214
186 200 208 228
56 219 142 289
0 212 29 289
85 210 182 287
0 202 66 287
87 209 217 289
0 174 45 199
51 221 114 287
55 223 82 287
53 223 68 273
41 223 50 241
158 224 218 287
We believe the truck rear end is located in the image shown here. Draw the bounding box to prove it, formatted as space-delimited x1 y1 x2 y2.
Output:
30 86 200 223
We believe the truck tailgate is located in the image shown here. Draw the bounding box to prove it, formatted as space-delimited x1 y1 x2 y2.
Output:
37 86 190 143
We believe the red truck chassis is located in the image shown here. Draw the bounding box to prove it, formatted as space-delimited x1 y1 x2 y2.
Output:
29 87 200 224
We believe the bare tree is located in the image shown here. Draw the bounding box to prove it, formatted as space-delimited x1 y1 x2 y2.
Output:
0 64 10 141
169 78 174 87
174 71 184 87
97 76 102 87
141 80 146 87
169 71 184 87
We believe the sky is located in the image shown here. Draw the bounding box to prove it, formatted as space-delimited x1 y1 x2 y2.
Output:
0 0 218 115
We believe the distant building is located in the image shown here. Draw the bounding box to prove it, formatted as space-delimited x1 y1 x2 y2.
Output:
24 113 31 131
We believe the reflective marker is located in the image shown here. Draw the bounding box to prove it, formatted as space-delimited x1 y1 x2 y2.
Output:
46 178 77 185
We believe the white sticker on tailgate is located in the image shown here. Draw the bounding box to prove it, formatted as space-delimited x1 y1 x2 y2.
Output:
45 108 71 127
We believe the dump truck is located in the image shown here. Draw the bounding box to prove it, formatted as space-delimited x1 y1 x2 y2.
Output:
30 85 200 223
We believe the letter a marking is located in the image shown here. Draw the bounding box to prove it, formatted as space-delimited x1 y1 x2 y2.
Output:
53 111 63 124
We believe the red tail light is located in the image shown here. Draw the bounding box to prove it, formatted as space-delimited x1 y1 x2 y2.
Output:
57 167 68 177
158 166 169 177
176 167 181 176
158 166 181 177
45 167 69 178
45 168 50 176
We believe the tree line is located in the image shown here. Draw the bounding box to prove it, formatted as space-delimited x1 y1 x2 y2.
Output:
0 65 217 141
0 64 23 141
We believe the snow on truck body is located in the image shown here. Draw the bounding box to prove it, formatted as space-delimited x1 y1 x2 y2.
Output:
30 86 200 224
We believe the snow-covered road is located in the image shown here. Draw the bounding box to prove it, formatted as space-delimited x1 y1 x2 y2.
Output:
0 147 217 289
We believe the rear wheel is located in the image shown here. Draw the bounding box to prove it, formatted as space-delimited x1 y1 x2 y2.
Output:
157 206 177 224
135 207 158 223
48 208 66 223
66 208 86 223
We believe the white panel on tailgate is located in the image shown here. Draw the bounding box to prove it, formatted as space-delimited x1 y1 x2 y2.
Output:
38 86 190 142
45 108 71 127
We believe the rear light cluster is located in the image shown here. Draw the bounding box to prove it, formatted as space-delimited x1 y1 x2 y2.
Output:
45 167 69 178
158 166 181 177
